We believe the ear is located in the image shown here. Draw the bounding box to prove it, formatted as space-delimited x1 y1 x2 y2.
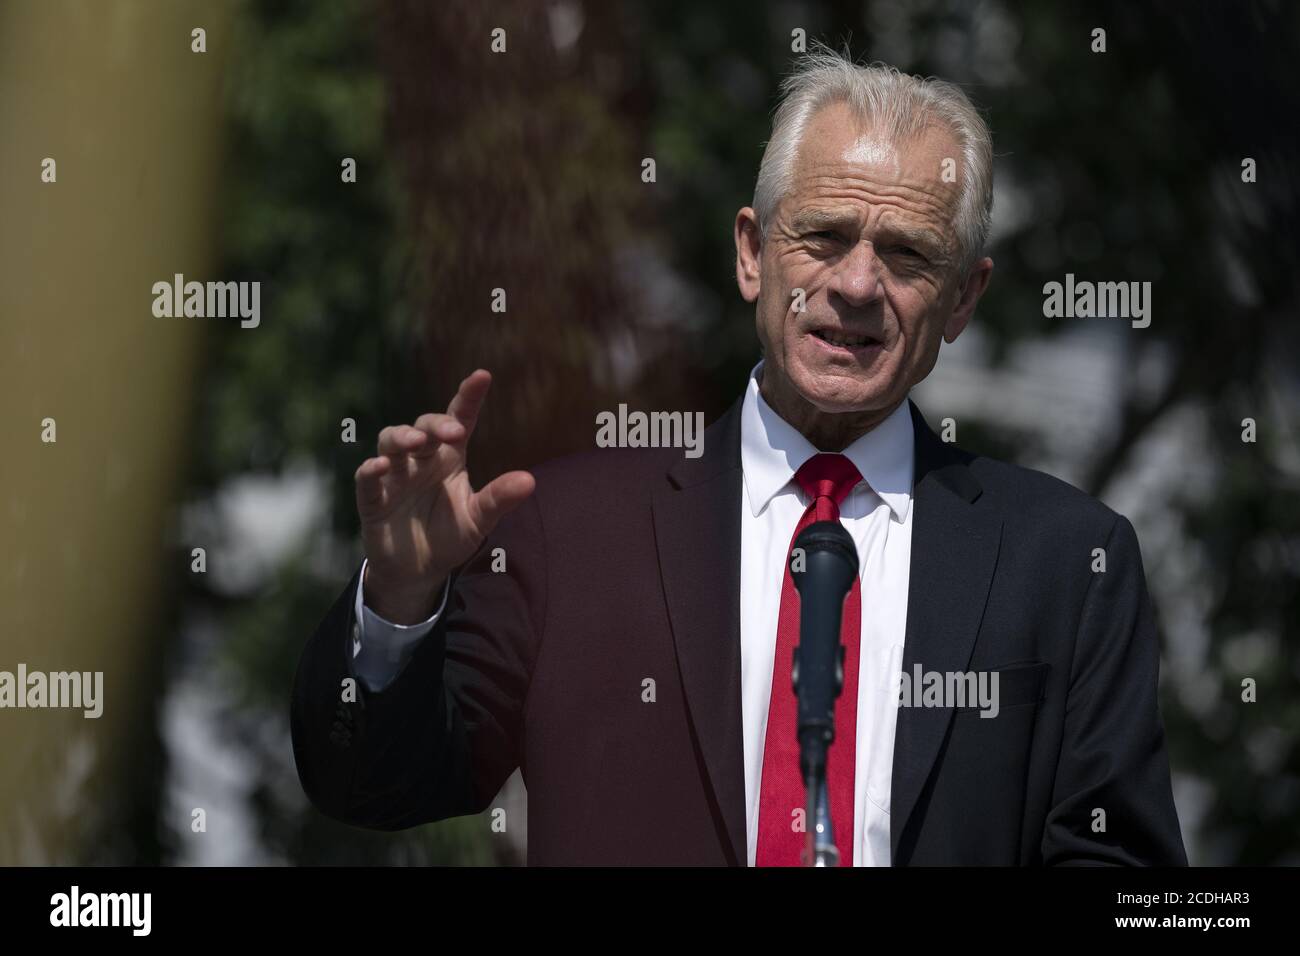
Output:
734 207 762 303
943 256 993 343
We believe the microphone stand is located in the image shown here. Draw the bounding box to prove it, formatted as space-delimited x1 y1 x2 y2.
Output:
806 769 839 867
796 653 843 867
790 520 858 868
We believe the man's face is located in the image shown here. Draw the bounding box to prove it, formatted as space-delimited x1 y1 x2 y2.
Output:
737 101 988 419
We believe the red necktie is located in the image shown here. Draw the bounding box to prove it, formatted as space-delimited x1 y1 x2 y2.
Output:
756 453 863 866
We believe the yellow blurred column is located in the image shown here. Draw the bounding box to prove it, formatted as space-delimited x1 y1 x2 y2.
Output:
0 0 231 862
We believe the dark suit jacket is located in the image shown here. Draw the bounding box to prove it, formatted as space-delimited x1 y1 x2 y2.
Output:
290 396 1187 865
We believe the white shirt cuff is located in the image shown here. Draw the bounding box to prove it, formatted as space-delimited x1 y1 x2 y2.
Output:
350 557 449 692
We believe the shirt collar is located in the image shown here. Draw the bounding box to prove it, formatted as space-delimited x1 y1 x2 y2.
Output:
739 360 914 522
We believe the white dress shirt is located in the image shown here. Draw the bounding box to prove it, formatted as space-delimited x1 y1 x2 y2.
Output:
351 361 915 866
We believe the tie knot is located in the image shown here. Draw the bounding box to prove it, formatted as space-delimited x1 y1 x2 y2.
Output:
794 453 862 520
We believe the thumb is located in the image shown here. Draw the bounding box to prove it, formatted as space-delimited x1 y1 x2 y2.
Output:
469 470 536 537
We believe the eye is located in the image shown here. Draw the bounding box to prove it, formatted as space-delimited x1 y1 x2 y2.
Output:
807 230 840 241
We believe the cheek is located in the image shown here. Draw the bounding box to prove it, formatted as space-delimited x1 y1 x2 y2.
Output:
768 248 822 299
757 260 810 338
894 288 946 347
754 298 793 367
900 322 947 384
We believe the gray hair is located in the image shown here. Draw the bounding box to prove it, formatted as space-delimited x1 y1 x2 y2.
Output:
753 46 994 275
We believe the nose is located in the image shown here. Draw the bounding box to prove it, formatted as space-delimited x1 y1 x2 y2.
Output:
829 240 885 309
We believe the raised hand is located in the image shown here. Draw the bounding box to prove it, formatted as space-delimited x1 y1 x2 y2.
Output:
353 369 535 623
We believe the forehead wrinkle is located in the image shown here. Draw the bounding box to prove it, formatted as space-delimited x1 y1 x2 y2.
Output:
799 172 955 224
802 159 956 200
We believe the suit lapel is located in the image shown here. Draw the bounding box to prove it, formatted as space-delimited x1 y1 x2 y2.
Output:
652 398 747 865
890 400 1003 862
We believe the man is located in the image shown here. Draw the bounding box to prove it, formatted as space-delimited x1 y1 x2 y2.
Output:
291 49 1187 866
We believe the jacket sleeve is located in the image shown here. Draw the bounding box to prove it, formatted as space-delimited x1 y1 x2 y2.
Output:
290 489 547 830
1041 514 1188 865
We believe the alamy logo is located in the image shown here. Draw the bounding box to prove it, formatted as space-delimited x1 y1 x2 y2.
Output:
0 664 102 718
152 273 260 328
893 665 1001 718
595 405 705 459
50 886 151 936
1042 273 1151 328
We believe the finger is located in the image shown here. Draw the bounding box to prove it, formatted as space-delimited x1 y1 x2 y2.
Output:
411 412 467 454
468 470 536 537
377 424 429 457
355 456 393 507
446 369 493 437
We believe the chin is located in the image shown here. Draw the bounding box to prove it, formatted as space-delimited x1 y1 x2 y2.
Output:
791 366 896 415
781 349 888 405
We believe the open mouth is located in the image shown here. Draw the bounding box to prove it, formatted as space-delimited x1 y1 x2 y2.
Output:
811 328 882 350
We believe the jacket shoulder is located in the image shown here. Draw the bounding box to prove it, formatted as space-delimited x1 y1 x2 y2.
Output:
966 453 1128 540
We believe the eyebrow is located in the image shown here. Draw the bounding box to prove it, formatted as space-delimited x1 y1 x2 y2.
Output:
789 210 949 257
877 223 947 254
789 209 857 232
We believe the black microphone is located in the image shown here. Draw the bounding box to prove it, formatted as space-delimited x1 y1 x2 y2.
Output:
790 520 859 782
